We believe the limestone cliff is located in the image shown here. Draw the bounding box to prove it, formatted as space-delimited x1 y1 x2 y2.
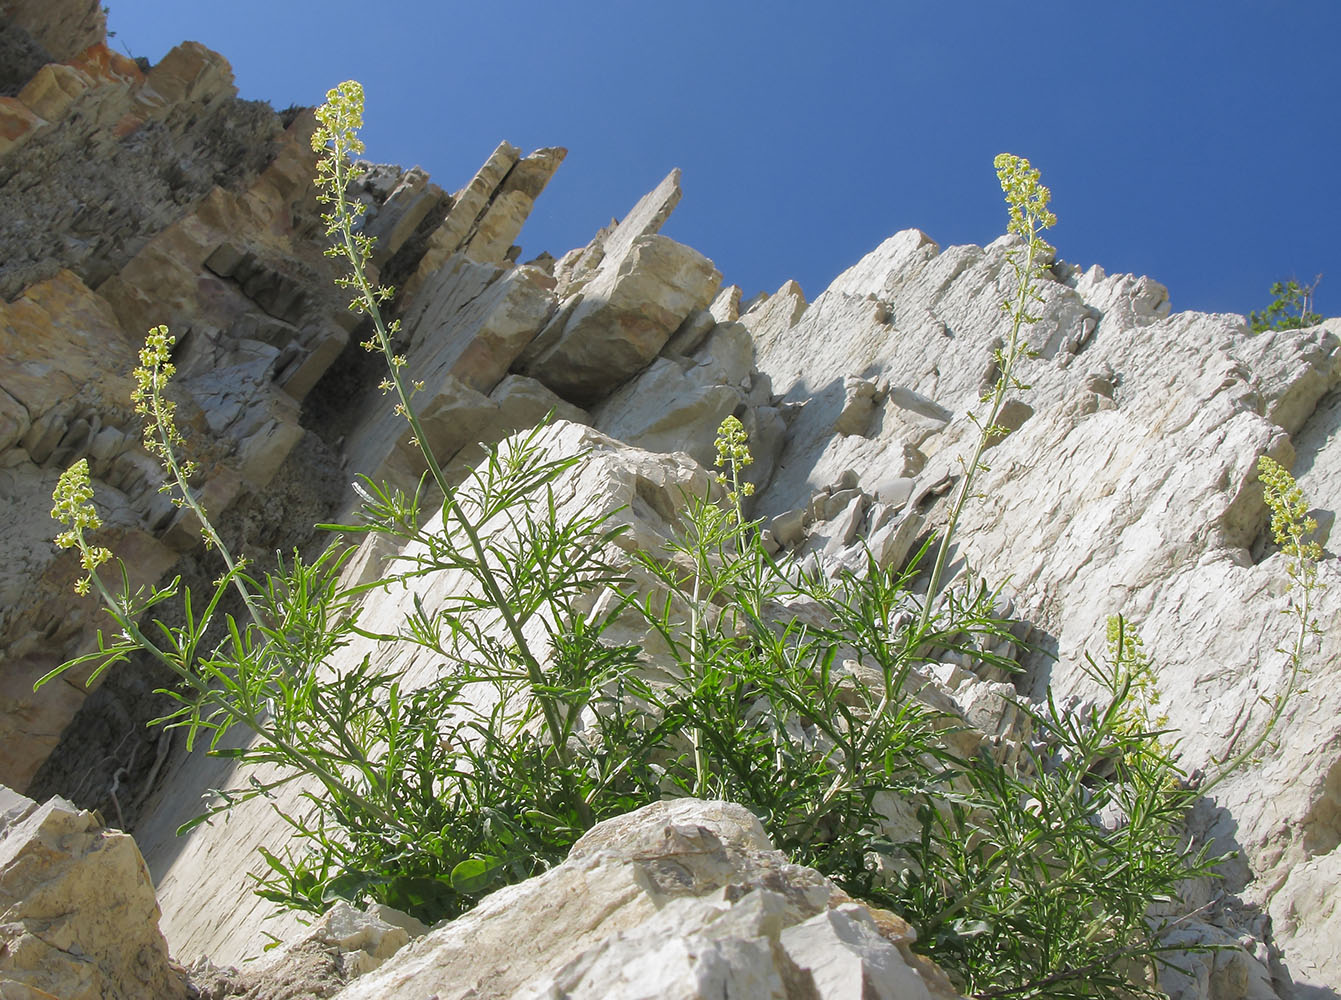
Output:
1 4 1338 999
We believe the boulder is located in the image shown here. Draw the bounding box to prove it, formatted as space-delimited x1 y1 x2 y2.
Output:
343 256 561 497
519 234 722 406
0 787 187 999
0 96 45 156
401 256 558 395
187 900 429 998
333 799 961 1000
135 40 236 109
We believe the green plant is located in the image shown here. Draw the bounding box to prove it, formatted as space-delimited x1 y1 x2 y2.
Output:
614 155 1226 997
917 153 1054 633
886 618 1219 999
628 432 1016 885
1248 275 1323 333
1203 455 1324 785
45 82 649 921
41 84 1265 996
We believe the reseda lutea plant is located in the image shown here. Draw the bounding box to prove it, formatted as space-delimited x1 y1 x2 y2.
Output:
43 79 1243 997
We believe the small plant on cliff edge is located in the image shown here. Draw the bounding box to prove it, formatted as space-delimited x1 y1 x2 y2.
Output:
1249 274 1323 333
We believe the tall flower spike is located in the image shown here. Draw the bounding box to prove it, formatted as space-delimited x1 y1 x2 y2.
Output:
994 153 1057 237
51 458 101 541
51 458 111 595
713 415 755 507
131 325 198 485
310 80 391 326
1258 455 1323 565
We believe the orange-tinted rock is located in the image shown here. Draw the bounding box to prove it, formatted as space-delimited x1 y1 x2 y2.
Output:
68 41 145 87
0 98 44 156
0 269 135 417
137 41 236 110
16 62 93 122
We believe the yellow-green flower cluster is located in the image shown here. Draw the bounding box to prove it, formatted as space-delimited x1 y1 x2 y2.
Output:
994 153 1057 241
713 415 755 508
1258 455 1323 567
1105 616 1167 730
131 324 198 490
51 459 111 595
312 81 370 249
311 80 395 326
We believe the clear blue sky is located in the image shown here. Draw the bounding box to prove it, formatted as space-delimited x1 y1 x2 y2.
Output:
107 2 1338 319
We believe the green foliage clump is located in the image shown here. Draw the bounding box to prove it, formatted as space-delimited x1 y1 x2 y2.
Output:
891 618 1211 998
1249 275 1323 333
42 83 1319 998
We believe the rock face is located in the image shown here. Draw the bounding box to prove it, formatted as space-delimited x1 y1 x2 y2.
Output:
743 233 1341 994
1 0 104 64
2 5 1341 999
334 799 960 1000
0 3 569 795
0 785 187 999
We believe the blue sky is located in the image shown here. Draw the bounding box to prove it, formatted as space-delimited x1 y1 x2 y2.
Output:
107 2 1338 319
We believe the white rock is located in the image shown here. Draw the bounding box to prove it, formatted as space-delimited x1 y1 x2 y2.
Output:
751 225 1341 986
0 790 187 999
780 904 934 1000
520 235 722 405
333 799 960 1000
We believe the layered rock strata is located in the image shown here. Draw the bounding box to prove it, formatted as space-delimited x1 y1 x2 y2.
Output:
0 6 568 793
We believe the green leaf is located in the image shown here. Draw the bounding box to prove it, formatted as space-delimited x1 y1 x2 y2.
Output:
449 856 503 895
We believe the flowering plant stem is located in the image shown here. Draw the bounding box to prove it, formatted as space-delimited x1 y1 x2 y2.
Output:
312 84 577 790
47 460 407 833
1203 455 1323 790
916 153 1055 634
817 154 1055 814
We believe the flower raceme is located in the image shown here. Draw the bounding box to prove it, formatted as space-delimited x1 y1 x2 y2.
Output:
132 324 199 495
1258 455 1323 568
50 459 111 596
713 414 755 513
994 152 1056 249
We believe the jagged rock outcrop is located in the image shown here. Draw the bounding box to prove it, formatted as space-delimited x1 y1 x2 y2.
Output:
0 3 569 794
741 231 1341 992
401 140 566 298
